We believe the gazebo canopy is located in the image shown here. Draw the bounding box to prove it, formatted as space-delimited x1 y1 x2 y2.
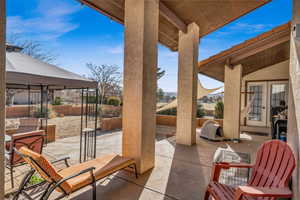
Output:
198 22 291 82
79 0 271 51
5 44 98 89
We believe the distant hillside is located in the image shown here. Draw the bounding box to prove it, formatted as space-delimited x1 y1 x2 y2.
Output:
164 92 177 97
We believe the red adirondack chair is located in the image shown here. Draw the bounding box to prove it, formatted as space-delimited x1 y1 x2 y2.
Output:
205 140 295 200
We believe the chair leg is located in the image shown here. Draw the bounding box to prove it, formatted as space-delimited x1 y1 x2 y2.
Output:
133 163 138 179
10 167 14 188
92 182 96 200
13 169 35 200
204 188 210 200
42 185 58 200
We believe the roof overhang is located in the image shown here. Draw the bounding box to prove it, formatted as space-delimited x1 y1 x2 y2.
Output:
78 0 271 51
198 22 291 82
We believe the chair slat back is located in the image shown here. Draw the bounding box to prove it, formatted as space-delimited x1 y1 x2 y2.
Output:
19 147 61 183
10 130 45 166
248 140 295 188
18 147 72 193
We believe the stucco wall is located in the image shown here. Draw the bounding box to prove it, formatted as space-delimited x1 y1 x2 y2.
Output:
240 60 289 125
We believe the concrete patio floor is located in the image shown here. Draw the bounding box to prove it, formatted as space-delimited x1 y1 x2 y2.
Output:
5 126 269 200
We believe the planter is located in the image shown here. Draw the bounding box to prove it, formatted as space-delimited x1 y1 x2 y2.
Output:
41 124 56 143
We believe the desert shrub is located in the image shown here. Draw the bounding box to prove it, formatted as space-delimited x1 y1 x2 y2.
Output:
197 104 205 118
86 95 97 104
157 108 177 116
214 101 224 119
52 97 63 105
29 175 44 185
101 106 121 118
157 104 205 118
34 107 55 118
107 97 121 106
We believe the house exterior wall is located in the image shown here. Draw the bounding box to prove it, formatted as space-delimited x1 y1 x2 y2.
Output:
240 60 289 125
288 1 300 197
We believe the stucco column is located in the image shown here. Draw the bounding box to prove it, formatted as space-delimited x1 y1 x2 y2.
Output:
122 0 159 173
288 1 300 199
0 0 5 197
176 23 199 146
223 64 242 140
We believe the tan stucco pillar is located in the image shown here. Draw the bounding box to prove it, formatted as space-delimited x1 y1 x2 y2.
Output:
288 1 300 199
122 0 159 173
223 64 242 140
0 0 5 197
176 23 199 146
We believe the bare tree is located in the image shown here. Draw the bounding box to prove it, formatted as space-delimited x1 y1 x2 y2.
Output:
157 67 165 80
8 34 57 64
86 63 122 105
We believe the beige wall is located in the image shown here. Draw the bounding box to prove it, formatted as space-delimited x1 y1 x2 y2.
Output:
240 60 290 125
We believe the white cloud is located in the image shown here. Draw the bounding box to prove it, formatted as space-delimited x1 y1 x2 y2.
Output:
7 0 81 41
229 22 272 33
107 45 123 54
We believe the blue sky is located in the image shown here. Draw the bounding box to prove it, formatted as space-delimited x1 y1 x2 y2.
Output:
7 0 292 92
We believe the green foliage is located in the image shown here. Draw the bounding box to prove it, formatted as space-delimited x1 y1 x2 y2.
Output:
157 107 177 116
157 88 165 102
157 104 205 117
52 97 63 105
29 175 44 185
214 101 224 119
197 104 205 118
34 106 52 118
86 95 97 104
107 97 121 106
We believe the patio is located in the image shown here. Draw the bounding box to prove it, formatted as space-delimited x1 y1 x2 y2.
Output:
1 0 300 199
5 126 268 199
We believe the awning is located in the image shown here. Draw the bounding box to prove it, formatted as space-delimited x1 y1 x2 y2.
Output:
156 80 222 112
6 50 98 89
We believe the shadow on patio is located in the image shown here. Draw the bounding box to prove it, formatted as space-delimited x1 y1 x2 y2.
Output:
5 126 268 200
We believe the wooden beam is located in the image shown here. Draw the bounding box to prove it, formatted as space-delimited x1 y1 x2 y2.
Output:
199 28 290 69
231 35 290 64
78 0 123 24
80 0 179 51
159 2 187 33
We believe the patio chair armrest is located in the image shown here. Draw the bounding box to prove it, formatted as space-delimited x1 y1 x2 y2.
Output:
56 167 96 188
216 162 253 169
51 156 71 167
211 162 253 182
235 186 293 200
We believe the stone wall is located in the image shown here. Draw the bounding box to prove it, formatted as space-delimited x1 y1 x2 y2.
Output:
156 114 223 127
6 104 121 118
101 115 223 131
101 117 122 131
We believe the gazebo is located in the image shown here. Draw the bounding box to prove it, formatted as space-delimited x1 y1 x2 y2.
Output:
5 44 97 89
5 44 100 161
